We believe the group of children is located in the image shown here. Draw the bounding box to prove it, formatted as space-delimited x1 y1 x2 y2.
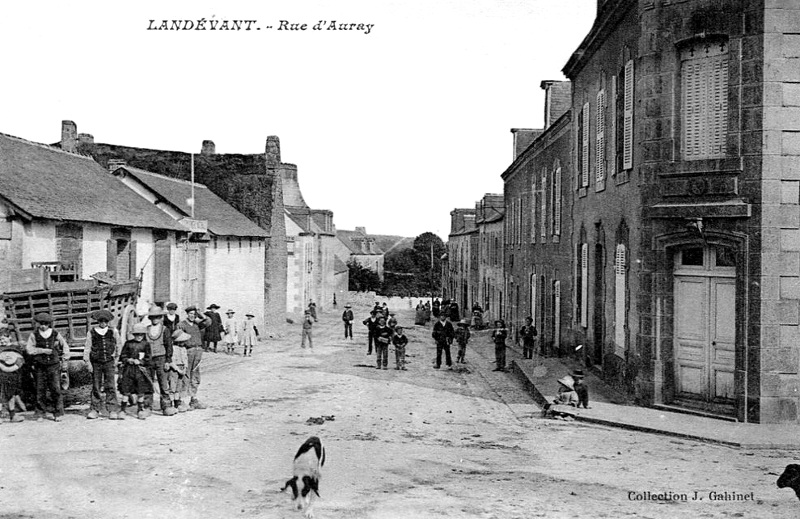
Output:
221 309 260 356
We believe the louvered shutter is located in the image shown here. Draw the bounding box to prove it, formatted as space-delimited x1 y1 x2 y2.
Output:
581 243 589 328
582 102 590 186
576 110 584 189
540 170 547 239
682 43 728 160
596 89 606 190
128 240 137 280
154 238 171 303
553 167 562 236
623 59 634 170
106 239 116 275
610 75 617 176
554 280 561 351
614 244 627 356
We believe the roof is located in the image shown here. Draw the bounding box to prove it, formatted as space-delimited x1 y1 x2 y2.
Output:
0 133 185 230
337 229 384 255
334 257 348 274
116 166 269 238
372 234 414 255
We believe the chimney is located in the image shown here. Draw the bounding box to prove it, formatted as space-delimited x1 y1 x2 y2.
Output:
201 140 216 155
61 120 77 153
511 128 543 159
265 136 281 168
355 226 367 236
541 80 572 129
78 133 94 146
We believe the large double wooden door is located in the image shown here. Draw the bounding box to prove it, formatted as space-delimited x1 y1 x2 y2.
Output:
673 246 736 410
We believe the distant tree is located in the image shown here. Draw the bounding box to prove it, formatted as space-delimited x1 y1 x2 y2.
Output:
347 259 381 292
378 232 444 297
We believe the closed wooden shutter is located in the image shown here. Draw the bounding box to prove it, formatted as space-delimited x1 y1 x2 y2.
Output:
154 238 171 303
582 102 590 187
540 170 547 239
553 167 562 236
681 42 728 159
128 240 137 280
531 177 537 242
614 244 627 356
610 75 617 176
623 59 634 170
596 89 606 190
581 243 589 328
576 110 584 189
106 239 116 275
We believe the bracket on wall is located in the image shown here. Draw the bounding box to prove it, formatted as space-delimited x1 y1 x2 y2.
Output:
685 217 706 240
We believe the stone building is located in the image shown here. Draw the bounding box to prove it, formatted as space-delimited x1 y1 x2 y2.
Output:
334 227 385 281
561 0 800 423
112 165 269 325
63 121 288 332
445 208 477 312
475 194 505 325
502 80 574 352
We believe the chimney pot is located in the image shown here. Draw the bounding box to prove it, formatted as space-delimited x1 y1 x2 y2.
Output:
61 120 77 153
266 136 281 168
201 140 216 155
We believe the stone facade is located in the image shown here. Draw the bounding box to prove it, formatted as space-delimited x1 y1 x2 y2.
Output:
445 209 477 312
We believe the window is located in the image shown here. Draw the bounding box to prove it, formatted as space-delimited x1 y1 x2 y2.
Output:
540 169 547 240
614 244 627 357
531 176 537 242
582 102 590 188
681 40 728 160
552 166 562 237
596 88 606 191
623 59 634 169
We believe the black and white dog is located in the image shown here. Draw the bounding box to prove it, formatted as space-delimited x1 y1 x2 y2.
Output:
282 436 326 518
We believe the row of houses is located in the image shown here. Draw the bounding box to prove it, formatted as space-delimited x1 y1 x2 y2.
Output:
1 121 399 335
443 0 800 424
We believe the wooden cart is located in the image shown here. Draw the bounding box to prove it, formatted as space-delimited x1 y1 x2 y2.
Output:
2 273 140 360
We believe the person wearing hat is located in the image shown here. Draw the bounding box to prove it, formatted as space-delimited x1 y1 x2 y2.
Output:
300 310 314 349
163 302 180 337
518 316 538 360
391 325 408 370
146 306 177 417
454 319 471 364
0 322 26 423
241 313 259 356
168 329 191 412
307 301 317 322
362 310 380 355
118 322 153 419
554 375 579 406
432 312 455 370
387 313 398 332
223 309 240 355
82 309 123 420
573 369 590 409
491 319 508 372
177 306 211 409
203 304 223 353
373 316 392 370
25 312 70 421
341 304 354 340
414 302 425 326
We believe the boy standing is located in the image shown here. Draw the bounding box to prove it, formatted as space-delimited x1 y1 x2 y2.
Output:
518 316 538 359
177 306 210 410
146 306 176 416
118 323 153 420
573 369 590 409
491 320 508 372
392 325 408 370
168 330 191 412
454 319 471 364
432 313 455 370
83 309 122 420
301 311 314 349
342 304 354 340
25 312 69 421
362 311 379 355
373 316 392 370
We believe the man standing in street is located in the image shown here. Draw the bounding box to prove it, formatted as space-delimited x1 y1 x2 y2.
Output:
432 313 455 370
146 306 177 416
301 311 314 349
373 316 392 370
342 304 354 340
25 312 69 421
362 310 379 355
203 304 223 353
83 309 122 420
178 306 210 410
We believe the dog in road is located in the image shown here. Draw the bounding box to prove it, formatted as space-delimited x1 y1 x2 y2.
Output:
778 464 800 500
281 436 326 518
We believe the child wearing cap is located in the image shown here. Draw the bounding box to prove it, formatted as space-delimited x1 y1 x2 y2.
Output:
0 321 26 423
454 320 471 364
301 311 314 349
118 323 153 420
573 370 590 409
25 312 70 422
168 329 191 412
83 309 123 420
241 313 259 357
491 320 508 372
391 325 408 370
223 310 239 355
342 304 354 340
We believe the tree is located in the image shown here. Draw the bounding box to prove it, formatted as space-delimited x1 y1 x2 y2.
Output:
378 232 445 297
347 259 381 292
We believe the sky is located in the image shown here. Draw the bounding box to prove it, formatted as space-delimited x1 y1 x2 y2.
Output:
1 0 595 241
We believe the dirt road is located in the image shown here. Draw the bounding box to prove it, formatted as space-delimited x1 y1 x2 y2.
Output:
1 300 798 518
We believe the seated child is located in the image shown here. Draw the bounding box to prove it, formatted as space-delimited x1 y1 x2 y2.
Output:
542 375 579 420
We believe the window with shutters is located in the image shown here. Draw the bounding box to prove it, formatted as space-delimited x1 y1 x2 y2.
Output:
614 244 627 357
553 280 561 350
596 88 606 192
153 231 171 303
681 40 728 160
552 166 562 237
55 223 82 278
540 170 547 240
531 177 537 243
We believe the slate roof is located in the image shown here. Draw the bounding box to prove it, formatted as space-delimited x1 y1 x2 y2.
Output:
372 234 414 255
334 257 348 274
116 166 269 238
337 229 384 255
0 133 185 230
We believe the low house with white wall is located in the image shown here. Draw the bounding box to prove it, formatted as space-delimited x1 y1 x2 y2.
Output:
0 132 186 304
112 165 269 325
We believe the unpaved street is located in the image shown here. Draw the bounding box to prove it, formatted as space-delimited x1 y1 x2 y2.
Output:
1 301 799 518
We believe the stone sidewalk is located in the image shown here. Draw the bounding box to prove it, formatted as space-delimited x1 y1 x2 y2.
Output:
468 330 800 449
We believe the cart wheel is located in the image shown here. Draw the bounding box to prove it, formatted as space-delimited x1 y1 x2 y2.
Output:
119 304 138 341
